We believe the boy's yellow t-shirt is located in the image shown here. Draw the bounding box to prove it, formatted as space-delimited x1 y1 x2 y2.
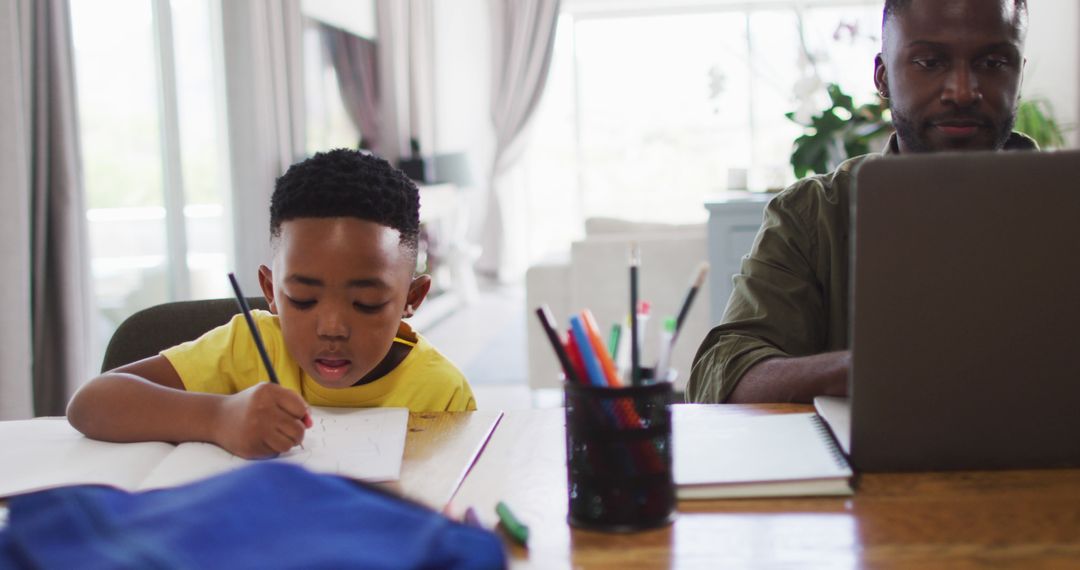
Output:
161 310 476 412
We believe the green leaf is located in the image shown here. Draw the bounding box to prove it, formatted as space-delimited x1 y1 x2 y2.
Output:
1014 98 1066 149
789 83 895 177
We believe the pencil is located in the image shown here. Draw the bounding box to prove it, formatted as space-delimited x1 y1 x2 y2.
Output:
674 262 709 335
535 305 583 385
227 272 280 385
629 243 641 387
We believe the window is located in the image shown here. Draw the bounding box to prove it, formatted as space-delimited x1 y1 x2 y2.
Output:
71 0 232 369
523 1 883 260
303 19 361 155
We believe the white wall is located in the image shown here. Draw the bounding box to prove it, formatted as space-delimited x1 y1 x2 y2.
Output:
1022 0 1079 147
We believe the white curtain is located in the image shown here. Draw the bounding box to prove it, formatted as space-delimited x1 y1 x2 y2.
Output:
0 0 92 418
478 0 560 281
373 0 436 165
0 0 33 419
408 0 436 159
220 0 306 294
321 24 381 152
374 0 409 163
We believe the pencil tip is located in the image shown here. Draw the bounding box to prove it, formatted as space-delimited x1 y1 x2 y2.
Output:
693 262 710 287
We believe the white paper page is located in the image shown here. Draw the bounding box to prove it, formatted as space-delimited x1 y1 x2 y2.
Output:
139 407 409 490
813 396 851 454
0 418 175 497
674 412 851 486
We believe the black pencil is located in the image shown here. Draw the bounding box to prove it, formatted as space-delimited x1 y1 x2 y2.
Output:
535 305 582 385
674 262 710 337
227 272 280 385
630 243 641 387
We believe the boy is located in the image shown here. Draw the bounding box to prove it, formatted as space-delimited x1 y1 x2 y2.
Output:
68 149 476 458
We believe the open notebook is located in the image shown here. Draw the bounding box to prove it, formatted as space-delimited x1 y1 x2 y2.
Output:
674 409 853 499
0 407 408 498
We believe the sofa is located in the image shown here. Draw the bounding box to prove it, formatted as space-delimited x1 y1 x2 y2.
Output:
525 218 711 395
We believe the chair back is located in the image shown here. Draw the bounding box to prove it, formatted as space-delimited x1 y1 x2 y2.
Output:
101 297 269 372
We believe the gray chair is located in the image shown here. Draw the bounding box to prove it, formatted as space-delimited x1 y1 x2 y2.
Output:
101 297 269 372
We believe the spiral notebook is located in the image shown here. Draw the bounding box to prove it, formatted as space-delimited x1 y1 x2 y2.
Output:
674 410 852 499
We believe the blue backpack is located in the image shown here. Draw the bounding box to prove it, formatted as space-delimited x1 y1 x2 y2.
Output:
0 462 506 569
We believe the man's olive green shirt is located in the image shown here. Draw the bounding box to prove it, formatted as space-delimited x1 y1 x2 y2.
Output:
687 132 1038 403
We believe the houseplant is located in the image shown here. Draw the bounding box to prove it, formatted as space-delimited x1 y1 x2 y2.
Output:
786 83 892 178
789 87 1069 178
1014 98 1067 149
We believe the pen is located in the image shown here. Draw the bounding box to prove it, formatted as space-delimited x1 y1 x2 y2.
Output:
227 273 279 385
615 318 630 382
629 243 641 387
655 317 676 383
495 501 529 546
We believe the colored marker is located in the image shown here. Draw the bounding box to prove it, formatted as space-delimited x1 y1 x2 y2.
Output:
607 322 621 359
581 310 621 387
535 305 583 385
655 317 676 383
569 315 609 388
564 332 589 385
496 501 529 546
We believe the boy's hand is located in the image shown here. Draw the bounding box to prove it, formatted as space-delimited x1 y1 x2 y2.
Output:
212 383 312 459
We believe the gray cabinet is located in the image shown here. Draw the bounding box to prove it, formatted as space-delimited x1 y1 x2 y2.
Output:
704 194 771 324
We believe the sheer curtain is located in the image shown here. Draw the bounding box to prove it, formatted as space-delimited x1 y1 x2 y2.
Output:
220 0 306 294
0 0 92 418
321 24 382 153
478 0 560 281
317 1 436 165
0 0 33 419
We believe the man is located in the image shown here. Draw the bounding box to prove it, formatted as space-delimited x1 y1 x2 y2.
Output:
687 0 1035 403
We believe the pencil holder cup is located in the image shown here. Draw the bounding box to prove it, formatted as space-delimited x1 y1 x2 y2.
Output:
563 373 675 532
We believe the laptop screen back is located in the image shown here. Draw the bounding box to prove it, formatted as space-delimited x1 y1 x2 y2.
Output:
849 150 1080 472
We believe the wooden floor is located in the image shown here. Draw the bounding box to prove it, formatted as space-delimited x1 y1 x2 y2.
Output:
420 283 538 411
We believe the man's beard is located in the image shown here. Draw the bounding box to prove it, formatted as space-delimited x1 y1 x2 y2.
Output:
892 106 1017 153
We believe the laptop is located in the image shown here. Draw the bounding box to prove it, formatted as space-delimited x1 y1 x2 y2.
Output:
835 149 1080 472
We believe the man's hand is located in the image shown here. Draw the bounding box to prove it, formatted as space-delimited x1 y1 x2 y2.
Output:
212 383 312 459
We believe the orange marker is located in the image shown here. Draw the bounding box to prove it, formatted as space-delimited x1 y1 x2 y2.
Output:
580 310 622 387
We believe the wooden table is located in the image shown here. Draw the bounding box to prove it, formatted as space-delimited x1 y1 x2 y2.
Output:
448 404 1080 569
384 410 502 510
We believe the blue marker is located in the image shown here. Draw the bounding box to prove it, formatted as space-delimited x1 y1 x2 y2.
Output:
568 315 608 387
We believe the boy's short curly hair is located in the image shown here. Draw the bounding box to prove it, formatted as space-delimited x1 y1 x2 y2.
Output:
270 149 420 256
